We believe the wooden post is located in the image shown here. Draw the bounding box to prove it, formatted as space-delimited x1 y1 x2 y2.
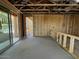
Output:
69 37 75 53
19 14 24 38
23 15 26 37
63 35 67 48
59 34 62 45
57 33 59 42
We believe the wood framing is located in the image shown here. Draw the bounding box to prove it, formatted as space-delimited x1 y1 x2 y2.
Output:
14 4 79 7
8 0 79 14
54 32 79 59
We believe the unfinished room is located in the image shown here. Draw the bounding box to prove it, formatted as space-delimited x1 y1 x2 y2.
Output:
0 0 79 59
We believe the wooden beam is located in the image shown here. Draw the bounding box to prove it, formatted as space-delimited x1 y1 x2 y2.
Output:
21 9 79 12
15 0 21 3
0 0 22 13
14 4 79 7
36 0 44 4
22 12 79 14
36 6 43 9
21 9 49 11
28 0 43 4
28 0 34 4
20 7 24 10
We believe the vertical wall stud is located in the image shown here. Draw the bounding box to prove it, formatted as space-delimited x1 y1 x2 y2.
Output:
63 35 67 48
69 37 75 53
59 34 62 45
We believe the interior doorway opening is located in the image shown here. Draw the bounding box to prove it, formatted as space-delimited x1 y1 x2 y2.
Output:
26 17 33 38
11 14 19 43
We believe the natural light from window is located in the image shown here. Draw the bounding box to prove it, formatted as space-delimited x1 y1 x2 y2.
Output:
76 0 79 2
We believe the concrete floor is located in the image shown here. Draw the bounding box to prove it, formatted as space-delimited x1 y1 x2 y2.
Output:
0 37 74 59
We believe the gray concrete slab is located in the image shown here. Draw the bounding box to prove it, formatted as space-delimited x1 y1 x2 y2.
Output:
0 37 74 59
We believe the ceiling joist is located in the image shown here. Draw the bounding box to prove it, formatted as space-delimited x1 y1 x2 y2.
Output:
21 9 79 11
22 12 79 14
15 0 21 4
8 0 79 14
14 4 79 7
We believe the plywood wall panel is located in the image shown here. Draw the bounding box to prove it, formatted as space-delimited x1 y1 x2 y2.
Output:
33 14 79 37
33 14 64 37
64 14 79 36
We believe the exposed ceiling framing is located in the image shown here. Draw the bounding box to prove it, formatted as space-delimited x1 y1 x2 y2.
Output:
8 0 79 14
14 4 79 7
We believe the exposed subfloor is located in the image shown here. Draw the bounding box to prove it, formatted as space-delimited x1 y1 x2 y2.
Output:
0 37 74 59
